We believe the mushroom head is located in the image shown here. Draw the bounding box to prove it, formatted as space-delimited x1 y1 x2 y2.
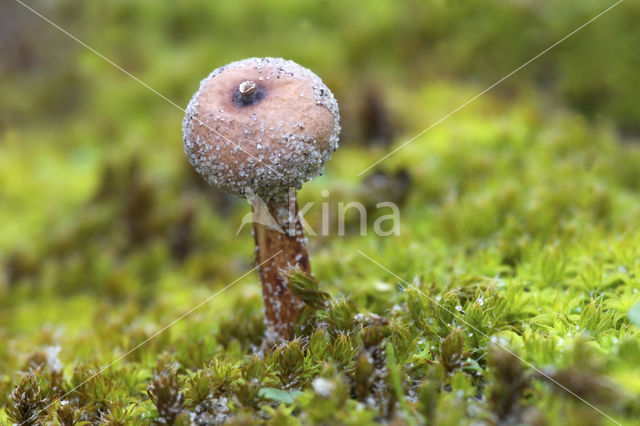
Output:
183 57 340 198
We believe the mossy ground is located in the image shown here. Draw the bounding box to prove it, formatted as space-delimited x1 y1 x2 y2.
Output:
1 1 640 425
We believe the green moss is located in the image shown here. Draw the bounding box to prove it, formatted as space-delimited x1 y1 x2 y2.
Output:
3 1 640 424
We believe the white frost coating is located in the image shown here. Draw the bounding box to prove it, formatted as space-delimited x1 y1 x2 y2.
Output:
45 346 63 372
182 57 341 198
312 377 336 397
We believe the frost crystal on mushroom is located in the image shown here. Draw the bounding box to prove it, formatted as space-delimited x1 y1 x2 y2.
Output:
182 57 340 199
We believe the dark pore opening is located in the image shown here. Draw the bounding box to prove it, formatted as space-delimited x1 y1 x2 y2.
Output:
232 83 266 107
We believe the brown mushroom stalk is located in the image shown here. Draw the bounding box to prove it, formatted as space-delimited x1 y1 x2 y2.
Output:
252 190 309 339
182 58 340 340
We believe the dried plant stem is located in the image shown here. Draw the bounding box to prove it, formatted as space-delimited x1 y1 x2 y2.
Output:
252 191 309 339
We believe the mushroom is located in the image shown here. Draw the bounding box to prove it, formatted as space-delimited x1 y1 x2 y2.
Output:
182 57 340 339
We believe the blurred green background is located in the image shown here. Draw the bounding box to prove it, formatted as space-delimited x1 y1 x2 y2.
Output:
2 0 640 248
1 0 640 424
